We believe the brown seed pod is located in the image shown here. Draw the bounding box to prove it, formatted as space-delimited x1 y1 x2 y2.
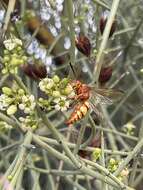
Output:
78 135 101 159
100 12 116 38
26 15 67 65
78 150 89 159
21 63 47 80
26 17 55 47
99 66 112 83
75 35 91 57
90 135 101 148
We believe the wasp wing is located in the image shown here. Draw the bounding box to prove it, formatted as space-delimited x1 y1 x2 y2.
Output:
89 97 103 118
90 87 124 105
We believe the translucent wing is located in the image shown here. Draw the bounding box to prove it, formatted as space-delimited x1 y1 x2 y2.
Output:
89 97 102 119
90 87 124 105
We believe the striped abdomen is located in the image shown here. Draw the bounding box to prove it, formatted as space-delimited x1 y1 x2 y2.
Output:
66 101 90 126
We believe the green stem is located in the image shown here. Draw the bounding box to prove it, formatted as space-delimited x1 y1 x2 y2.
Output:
42 150 55 190
114 137 143 177
73 122 87 155
95 125 138 141
12 74 29 94
110 81 143 118
38 135 129 156
10 131 32 178
92 0 110 9
83 159 133 190
0 74 9 87
93 0 121 83
0 0 16 39
66 0 75 66
65 177 86 190
27 165 82 176
33 135 125 188
37 107 82 169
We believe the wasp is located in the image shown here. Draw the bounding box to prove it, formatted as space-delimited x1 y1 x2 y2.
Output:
66 80 123 126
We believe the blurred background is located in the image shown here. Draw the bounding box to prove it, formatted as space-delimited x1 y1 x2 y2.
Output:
0 0 143 190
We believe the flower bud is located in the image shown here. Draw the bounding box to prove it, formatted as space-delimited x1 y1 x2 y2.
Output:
52 91 61 98
2 87 12 95
7 175 13 180
46 79 54 89
109 158 116 165
99 66 112 83
59 78 69 89
32 124 37 130
3 37 22 51
18 89 25 95
123 122 136 136
7 105 17 115
52 75 60 83
16 46 22 52
63 85 73 95
10 57 19 65
4 50 9 55
18 59 25 65
5 97 13 104
108 158 119 173
75 34 91 57
100 11 116 38
22 56 28 62
92 148 101 161
120 168 129 177
3 56 10 62
12 53 17 58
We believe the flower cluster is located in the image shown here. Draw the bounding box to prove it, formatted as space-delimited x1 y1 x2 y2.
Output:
19 115 39 130
92 152 129 181
123 122 136 136
39 75 75 111
91 148 101 161
19 95 36 114
108 158 119 173
2 36 27 74
108 158 129 181
0 121 12 132
0 84 36 115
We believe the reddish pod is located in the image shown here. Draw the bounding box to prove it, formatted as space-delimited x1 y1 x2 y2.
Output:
100 11 116 38
21 63 47 80
78 150 89 159
90 135 101 148
99 66 112 83
75 35 91 57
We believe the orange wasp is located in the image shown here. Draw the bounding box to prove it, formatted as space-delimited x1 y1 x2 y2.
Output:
66 80 123 126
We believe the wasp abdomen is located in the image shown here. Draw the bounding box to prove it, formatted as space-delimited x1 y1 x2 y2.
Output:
66 101 90 126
